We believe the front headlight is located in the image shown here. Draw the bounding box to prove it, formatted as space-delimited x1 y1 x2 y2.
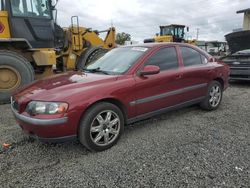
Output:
26 101 68 115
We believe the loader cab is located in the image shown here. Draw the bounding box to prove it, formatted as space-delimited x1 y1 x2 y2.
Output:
2 0 58 48
160 24 185 42
0 0 3 10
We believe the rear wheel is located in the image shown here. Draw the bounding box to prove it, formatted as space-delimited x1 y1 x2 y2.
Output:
78 102 124 152
76 47 108 70
0 51 34 104
200 81 222 110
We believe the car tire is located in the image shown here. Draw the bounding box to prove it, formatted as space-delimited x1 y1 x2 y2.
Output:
78 102 124 152
200 81 223 111
0 51 34 104
76 47 108 70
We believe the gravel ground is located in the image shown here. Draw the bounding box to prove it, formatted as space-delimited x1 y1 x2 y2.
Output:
0 82 250 187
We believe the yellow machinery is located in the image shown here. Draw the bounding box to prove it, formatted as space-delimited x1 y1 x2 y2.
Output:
0 0 116 103
144 24 196 45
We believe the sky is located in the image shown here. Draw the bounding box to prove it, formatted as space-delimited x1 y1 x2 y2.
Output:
56 0 250 42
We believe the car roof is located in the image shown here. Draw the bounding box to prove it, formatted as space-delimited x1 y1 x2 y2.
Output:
122 42 206 51
121 42 194 48
120 42 212 58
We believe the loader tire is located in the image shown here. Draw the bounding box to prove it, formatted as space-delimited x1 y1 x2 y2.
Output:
0 51 34 104
76 47 108 70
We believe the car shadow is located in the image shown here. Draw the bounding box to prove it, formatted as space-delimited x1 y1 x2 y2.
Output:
124 104 204 133
18 105 202 155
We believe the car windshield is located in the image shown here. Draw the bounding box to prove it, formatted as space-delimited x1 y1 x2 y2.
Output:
11 0 52 19
85 47 148 75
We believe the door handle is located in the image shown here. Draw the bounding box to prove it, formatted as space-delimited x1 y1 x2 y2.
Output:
176 74 182 79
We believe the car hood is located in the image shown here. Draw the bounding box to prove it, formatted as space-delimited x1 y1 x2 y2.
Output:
14 71 118 101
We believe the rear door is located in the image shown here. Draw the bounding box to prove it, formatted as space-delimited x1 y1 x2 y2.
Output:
133 46 185 116
178 46 213 102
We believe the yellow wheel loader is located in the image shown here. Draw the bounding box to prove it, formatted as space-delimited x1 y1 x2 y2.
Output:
0 0 116 103
144 24 196 45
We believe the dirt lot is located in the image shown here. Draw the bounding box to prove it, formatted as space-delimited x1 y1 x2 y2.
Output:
0 82 250 187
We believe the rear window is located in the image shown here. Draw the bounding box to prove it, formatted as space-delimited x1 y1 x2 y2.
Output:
181 47 203 66
201 55 208 64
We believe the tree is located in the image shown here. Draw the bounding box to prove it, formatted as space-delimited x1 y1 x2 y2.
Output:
116 32 131 45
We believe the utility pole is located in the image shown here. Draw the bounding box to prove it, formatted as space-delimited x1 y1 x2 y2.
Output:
196 28 200 40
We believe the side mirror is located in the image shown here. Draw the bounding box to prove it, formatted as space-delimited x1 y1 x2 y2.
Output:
140 65 160 76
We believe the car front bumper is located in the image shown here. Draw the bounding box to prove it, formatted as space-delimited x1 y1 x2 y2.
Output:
27 133 77 143
229 68 250 80
11 105 77 142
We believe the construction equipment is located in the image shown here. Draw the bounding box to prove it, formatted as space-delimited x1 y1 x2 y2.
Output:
144 24 196 45
0 0 116 103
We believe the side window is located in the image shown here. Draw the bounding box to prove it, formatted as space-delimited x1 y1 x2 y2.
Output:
144 47 178 71
11 0 24 16
0 0 5 10
181 47 202 66
11 0 51 18
201 55 208 64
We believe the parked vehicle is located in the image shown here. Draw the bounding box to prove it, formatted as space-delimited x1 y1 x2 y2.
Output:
144 24 196 45
11 43 230 151
222 9 250 81
221 49 250 81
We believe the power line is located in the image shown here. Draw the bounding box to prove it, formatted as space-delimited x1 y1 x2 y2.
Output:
196 28 200 40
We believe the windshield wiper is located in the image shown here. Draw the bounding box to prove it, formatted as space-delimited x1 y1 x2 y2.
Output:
83 67 109 75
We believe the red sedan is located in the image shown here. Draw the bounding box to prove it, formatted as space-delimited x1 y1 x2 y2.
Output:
11 43 229 151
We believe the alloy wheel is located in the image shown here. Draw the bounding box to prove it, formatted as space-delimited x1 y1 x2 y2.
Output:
209 85 221 107
90 110 121 146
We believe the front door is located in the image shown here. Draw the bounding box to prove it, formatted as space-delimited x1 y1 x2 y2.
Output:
133 46 185 116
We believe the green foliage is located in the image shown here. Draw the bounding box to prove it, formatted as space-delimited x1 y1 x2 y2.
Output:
116 32 131 45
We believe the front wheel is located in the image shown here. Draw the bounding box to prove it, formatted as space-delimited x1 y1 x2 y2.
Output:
200 81 223 111
78 102 124 152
